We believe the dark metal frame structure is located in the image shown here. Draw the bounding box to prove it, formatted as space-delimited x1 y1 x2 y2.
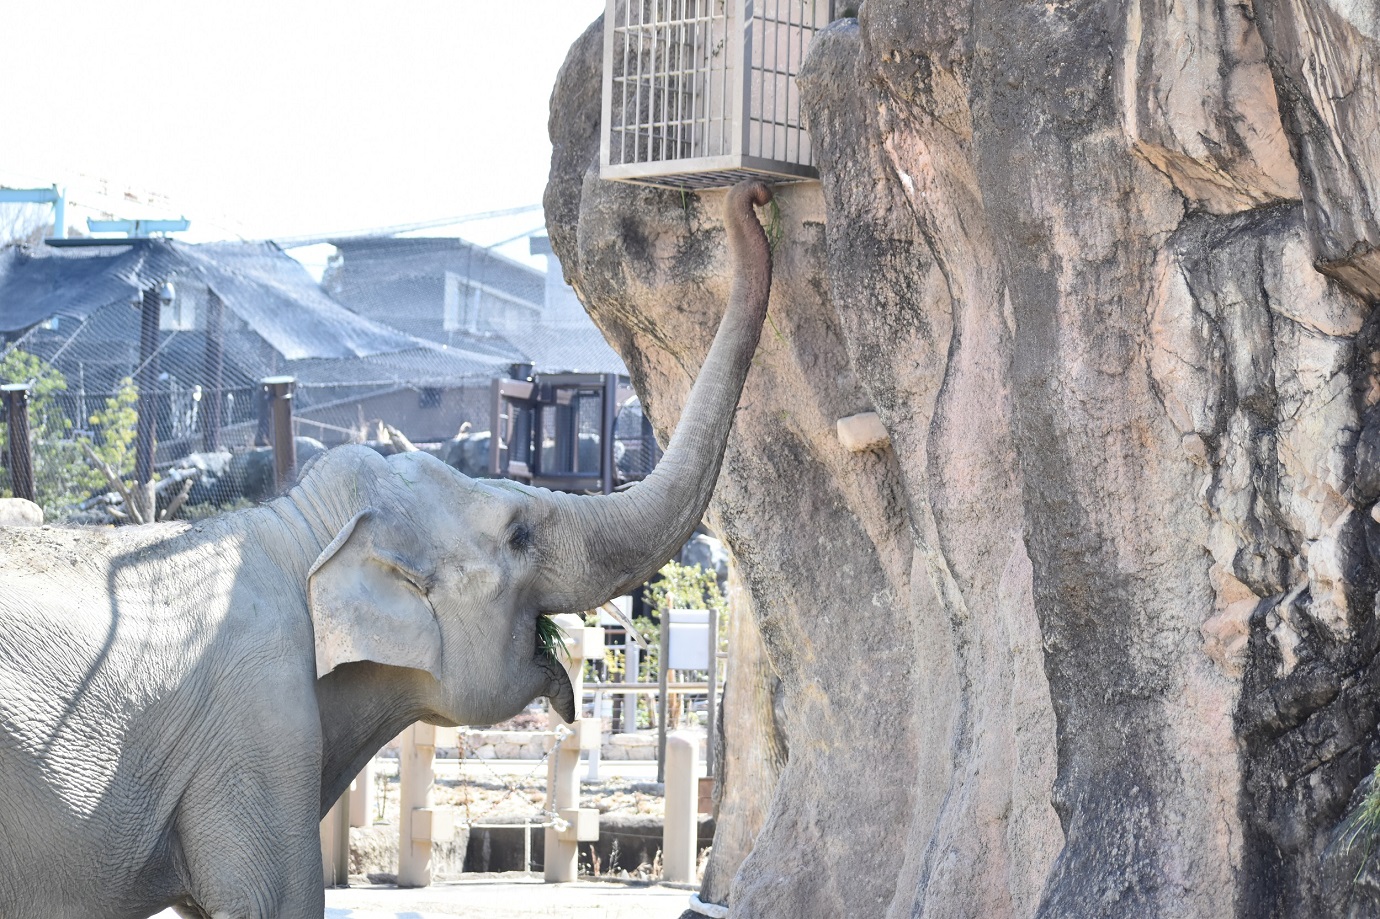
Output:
490 371 636 495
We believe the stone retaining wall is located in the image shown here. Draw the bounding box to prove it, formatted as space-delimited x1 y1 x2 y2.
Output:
449 730 703 761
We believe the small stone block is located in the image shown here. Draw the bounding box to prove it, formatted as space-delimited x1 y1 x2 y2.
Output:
557 807 599 842
836 412 890 453
412 807 455 843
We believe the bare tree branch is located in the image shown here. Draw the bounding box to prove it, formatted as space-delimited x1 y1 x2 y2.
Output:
78 439 144 524
159 477 196 521
383 423 420 453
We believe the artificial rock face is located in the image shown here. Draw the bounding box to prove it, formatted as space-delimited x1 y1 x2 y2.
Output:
546 3 1379 917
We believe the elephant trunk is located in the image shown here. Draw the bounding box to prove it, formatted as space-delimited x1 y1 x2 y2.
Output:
538 653 577 724
538 180 774 613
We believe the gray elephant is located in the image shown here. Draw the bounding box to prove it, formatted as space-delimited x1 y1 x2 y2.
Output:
0 180 774 919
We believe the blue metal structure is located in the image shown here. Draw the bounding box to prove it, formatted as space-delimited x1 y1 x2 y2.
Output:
0 186 66 238
86 217 190 237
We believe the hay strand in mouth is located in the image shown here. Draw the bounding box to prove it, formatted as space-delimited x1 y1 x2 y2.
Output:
535 614 570 665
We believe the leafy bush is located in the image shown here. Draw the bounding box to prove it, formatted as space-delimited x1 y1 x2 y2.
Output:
592 559 728 729
0 349 142 516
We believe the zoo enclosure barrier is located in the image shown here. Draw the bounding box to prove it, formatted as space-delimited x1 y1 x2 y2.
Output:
326 607 727 887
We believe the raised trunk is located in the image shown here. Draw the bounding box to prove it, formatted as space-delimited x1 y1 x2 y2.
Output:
537 180 774 613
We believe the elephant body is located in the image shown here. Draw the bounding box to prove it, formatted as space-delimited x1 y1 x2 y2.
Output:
0 181 774 919
1 512 333 917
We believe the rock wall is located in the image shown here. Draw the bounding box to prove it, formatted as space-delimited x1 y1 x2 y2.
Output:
546 3 1379 916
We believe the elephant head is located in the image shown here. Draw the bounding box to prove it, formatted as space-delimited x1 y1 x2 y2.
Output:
295 180 774 729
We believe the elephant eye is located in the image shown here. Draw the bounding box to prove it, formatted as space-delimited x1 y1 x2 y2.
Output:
508 523 534 553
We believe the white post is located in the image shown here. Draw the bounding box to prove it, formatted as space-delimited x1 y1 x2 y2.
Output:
663 730 699 884
349 760 374 827
545 615 602 882
622 640 640 733
397 724 434 887
319 791 350 887
585 689 604 782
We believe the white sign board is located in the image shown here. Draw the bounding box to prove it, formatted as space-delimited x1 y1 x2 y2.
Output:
667 609 710 671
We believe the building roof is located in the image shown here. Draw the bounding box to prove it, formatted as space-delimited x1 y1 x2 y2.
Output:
0 238 513 395
325 235 627 376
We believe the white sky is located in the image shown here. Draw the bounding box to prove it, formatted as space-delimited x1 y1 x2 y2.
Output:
0 1 605 265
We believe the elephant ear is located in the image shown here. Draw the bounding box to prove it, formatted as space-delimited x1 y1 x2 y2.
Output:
307 508 442 680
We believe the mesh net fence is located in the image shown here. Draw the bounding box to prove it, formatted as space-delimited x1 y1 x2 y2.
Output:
0 235 641 522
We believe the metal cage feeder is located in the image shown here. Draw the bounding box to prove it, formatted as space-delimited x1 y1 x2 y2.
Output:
600 0 835 191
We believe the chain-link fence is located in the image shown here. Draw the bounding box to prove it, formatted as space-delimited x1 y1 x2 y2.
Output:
0 234 650 523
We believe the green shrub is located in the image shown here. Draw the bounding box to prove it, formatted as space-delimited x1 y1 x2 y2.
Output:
0 350 142 517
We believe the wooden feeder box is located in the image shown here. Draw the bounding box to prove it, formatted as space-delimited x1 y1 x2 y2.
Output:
601 0 837 190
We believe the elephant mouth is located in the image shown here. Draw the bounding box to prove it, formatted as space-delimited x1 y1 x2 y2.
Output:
535 614 577 723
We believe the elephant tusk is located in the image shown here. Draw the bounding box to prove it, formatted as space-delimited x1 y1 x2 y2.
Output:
599 600 650 649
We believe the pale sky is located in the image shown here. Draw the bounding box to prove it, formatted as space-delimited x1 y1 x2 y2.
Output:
0 1 605 263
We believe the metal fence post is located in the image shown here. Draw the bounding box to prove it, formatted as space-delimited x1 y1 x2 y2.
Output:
133 286 162 520
706 602 719 778
600 372 618 495
263 376 296 492
202 290 224 452
657 612 671 783
622 640 640 733
1 384 34 502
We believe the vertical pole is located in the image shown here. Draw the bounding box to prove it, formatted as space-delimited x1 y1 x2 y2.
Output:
657 611 671 784
555 398 576 474
254 385 272 447
202 290 224 452
600 373 618 494
1 384 34 503
319 792 350 886
263 376 296 492
398 724 435 887
640 411 657 477
706 600 719 778
545 615 590 883
489 378 504 476
662 731 699 883
531 384 547 479
622 639 640 733
585 689 604 783
334 791 350 882
134 285 161 517
349 760 374 828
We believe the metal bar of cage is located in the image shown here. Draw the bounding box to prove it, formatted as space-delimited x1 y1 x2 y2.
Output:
735 0 751 168
601 0 828 187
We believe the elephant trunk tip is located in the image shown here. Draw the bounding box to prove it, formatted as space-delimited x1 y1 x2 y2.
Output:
730 179 774 211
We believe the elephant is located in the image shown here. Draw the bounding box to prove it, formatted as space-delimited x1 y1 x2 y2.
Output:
0 179 774 919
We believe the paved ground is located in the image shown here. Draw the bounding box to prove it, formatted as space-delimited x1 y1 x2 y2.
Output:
326 876 692 918
153 876 693 918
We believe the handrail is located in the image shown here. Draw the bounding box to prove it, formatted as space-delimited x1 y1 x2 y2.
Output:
582 682 709 692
